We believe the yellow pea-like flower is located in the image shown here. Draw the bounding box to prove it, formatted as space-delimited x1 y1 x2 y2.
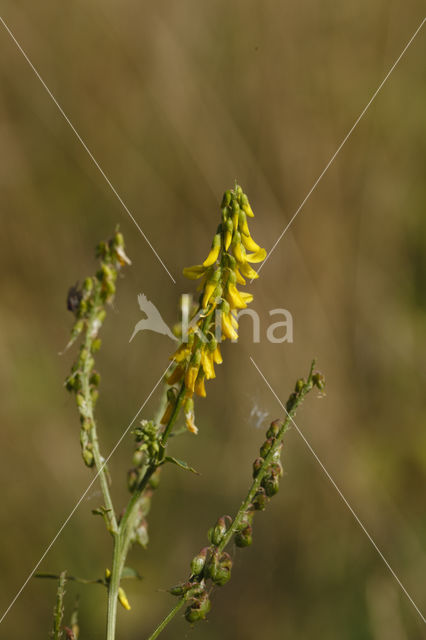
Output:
160 401 174 425
170 343 192 362
184 397 198 434
245 247 267 263
222 313 238 341
118 587 131 611
185 365 200 393
232 236 247 264
240 292 254 304
238 261 259 279
241 233 261 253
226 283 247 309
224 218 234 251
240 193 254 217
238 210 250 236
166 365 184 385
194 375 207 398
213 344 223 364
201 348 216 379
183 264 208 279
203 234 221 267
235 267 246 285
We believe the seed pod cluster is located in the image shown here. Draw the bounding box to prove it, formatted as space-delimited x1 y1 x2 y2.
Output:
64 229 131 468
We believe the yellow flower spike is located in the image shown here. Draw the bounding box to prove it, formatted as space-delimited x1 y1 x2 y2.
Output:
201 347 216 379
194 374 207 398
166 365 184 385
183 264 208 280
239 261 259 279
226 282 247 309
241 233 261 253
118 587 131 611
245 247 267 263
240 193 255 217
203 233 221 267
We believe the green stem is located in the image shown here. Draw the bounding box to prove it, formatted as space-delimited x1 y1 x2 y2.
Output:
145 598 187 640
83 303 118 534
143 360 317 640
106 535 122 640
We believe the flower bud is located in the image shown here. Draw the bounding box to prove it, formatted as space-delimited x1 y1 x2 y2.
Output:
221 190 232 208
127 468 138 492
118 587 131 611
312 372 325 391
266 420 281 439
286 392 298 413
89 371 101 387
295 378 305 393
252 457 264 478
149 467 161 490
260 438 274 458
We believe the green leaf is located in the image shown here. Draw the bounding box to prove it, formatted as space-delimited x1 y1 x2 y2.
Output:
164 456 199 475
121 566 143 581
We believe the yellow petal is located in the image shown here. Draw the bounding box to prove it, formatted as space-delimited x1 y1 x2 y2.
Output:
241 234 261 253
203 234 221 267
118 587 131 611
224 230 232 251
222 313 238 341
213 344 223 364
160 402 174 425
233 239 247 264
239 261 259 279
201 348 216 379
194 376 207 397
226 283 247 309
202 281 217 308
238 210 250 236
240 292 254 304
235 267 246 285
183 264 207 280
185 365 199 393
166 365 184 385
245 248 267 263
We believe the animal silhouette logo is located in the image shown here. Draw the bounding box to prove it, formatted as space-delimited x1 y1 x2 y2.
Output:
129 294 178 343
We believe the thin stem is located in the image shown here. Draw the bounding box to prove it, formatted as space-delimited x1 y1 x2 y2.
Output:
145 598 187 640
106 535 122 640
83 304 118 534
143 361 317 640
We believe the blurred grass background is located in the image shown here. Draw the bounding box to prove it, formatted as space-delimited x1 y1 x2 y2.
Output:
0 1 425 638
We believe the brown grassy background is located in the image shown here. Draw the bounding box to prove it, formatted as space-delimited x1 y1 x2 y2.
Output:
0 1 425 638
